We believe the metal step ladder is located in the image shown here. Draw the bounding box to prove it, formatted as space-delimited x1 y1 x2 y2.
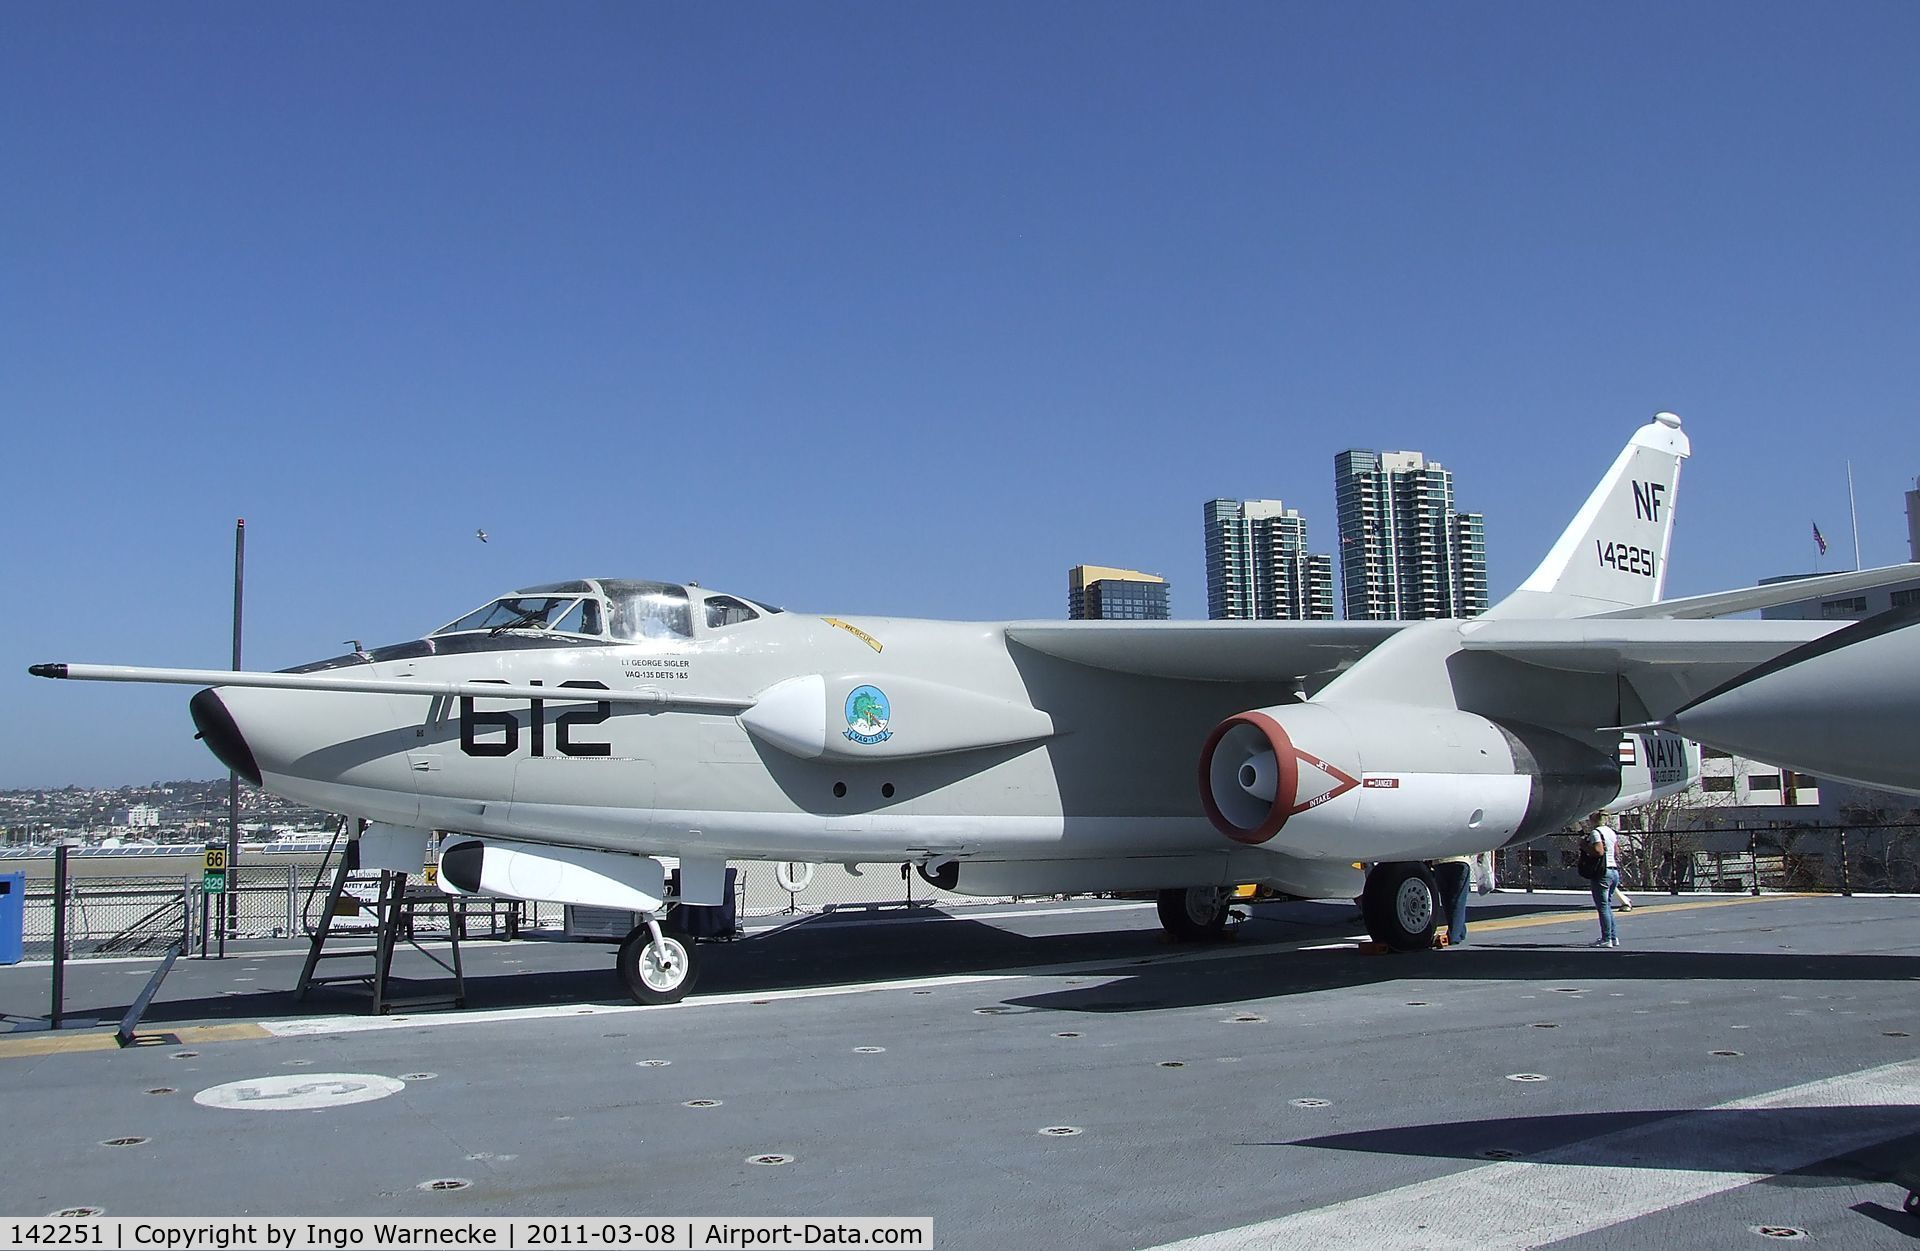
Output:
295 830 466 1014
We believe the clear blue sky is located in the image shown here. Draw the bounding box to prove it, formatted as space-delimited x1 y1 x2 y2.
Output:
4 2 1917 787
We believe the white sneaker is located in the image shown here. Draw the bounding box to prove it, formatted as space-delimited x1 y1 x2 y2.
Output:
1607 939 1621 948
1588 939 1611 947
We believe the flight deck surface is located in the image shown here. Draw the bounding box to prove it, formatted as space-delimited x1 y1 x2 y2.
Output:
2 892 1917 1249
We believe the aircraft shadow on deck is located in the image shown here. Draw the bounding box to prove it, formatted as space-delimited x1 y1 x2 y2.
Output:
1002 945 1920 1014
37 898 1916 1030
1268 1111 1920 1187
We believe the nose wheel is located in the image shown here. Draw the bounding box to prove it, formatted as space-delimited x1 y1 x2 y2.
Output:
618 916 700 1004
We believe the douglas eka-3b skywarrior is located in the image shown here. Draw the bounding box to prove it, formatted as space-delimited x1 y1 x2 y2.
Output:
32 413 1920 1003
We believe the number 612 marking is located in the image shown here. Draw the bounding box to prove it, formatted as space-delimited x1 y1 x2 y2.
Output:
460 680 610 758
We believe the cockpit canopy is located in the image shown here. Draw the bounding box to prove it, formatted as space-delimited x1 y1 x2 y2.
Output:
432 580 781 643
284 579 783 675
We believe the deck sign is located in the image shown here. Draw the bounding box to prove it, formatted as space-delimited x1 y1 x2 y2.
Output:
203 845 228 894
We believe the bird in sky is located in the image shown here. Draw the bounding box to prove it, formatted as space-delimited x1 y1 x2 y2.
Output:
476 529 489 543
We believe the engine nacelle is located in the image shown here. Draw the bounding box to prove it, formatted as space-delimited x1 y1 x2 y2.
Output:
1198 701 1618 861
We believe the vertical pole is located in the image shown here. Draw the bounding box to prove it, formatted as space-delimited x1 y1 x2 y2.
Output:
51 845 68 1029
1839 827 1851 896
1523 845 1533 893
226 518 245 955
1847 461 1861 573
1748 827 1761 896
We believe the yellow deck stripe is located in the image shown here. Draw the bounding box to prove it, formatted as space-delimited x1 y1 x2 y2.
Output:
0 1021 272 1059
1466 892 1810 934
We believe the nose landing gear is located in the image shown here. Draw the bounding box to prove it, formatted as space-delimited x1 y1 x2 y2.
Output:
618 914 699 1004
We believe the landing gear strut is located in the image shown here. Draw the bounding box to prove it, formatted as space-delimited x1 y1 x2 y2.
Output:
618 914 699 1005
1360 862 1439 952
1156 886 1233 942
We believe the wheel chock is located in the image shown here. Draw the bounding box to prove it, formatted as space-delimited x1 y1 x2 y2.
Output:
1357 940 1391 955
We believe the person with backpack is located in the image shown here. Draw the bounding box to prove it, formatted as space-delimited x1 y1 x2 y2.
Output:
1578 812 1622 948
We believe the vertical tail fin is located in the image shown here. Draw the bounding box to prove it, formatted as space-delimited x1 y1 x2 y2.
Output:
1486 412 1691 620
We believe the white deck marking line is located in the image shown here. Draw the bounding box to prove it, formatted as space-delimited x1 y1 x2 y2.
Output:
0 904 1155 969
258 930 1371 1037
1141 1058 1920 1251
795 901 1150 929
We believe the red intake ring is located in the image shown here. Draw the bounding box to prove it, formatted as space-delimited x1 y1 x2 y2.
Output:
1198 710 1359 845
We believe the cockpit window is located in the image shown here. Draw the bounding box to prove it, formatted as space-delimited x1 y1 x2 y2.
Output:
553 598 602 636
435 596 588 636
704 595 760 629
603 580 692 641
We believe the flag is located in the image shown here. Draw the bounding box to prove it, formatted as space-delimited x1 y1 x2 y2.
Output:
1812 521 1828 556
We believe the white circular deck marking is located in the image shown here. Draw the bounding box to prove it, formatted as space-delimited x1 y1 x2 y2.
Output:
194 1073 405 1111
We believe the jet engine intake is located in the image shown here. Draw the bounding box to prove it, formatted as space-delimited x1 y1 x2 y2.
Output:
1199 702 1617 861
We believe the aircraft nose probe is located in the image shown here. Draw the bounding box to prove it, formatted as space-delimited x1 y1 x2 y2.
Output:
30 664 264 785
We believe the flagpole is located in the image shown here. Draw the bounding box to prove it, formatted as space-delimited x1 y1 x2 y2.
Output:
1847 461 1861 571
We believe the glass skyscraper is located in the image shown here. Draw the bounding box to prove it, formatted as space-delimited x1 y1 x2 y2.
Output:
1334 449 1488 620
1068 565 1171 620
1202 500 1335 621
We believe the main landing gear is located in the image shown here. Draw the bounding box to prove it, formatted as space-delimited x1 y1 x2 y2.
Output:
1360 861 1440 951
617 914 699 1005
1156 886 1234 942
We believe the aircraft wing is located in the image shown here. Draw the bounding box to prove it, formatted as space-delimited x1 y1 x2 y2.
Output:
1004 620 1406 682
1456 617 1835 720
1457 618 1832 673
1593 561 1920 620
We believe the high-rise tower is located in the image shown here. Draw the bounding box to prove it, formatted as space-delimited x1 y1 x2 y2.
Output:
1202 500 1334 621
1334 449 1487 620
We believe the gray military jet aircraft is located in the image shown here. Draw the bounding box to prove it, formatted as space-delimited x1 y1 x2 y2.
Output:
31 413 1917 1003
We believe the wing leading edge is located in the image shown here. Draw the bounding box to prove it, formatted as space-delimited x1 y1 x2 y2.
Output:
1005 620 1406 683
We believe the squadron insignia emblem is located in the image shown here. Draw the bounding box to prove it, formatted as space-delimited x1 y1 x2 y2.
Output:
844 685 893 745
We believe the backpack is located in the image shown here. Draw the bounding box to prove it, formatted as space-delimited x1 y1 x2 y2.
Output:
1576 835 1607 881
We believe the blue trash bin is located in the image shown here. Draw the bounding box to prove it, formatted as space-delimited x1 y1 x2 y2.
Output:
0 872 23 965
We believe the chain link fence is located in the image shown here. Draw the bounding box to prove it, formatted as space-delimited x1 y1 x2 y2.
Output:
1497 822 1920 896
16 820 1912 962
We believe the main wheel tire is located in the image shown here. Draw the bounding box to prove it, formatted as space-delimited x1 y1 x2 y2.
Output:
1156 886 1232 942
618 926 699 1005
1361 862 1440 952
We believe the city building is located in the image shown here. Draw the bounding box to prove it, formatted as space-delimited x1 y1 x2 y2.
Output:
1688 748 1821 809
1067 565 1170 620
1334 449 1488 620
1756 571 1920 621
1201 500 1334 621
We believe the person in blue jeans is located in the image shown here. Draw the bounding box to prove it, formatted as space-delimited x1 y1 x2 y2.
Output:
1586 814 1621 948
1432 855 1473 947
